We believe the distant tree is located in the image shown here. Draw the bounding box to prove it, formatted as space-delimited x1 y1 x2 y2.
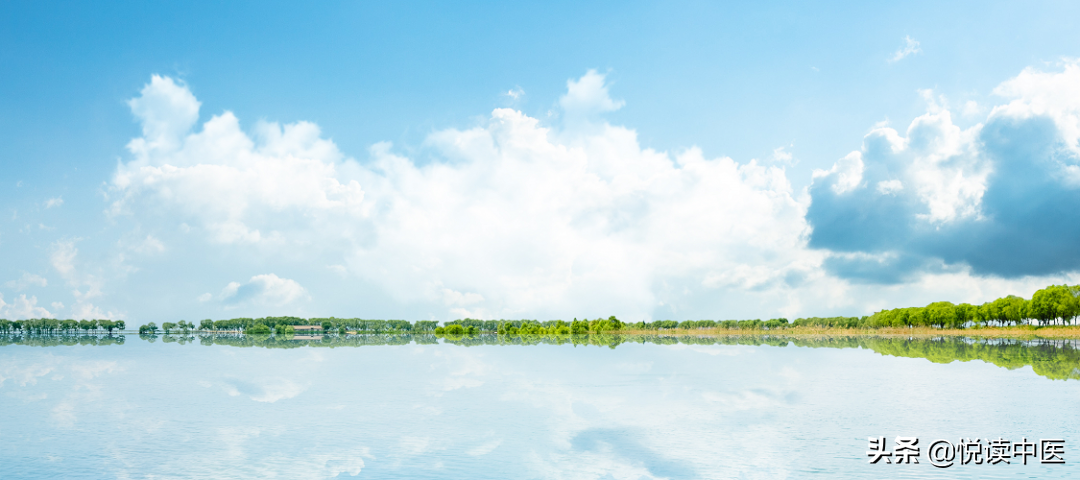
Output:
100 320 117 334
161 322 176 334
199 319 214 332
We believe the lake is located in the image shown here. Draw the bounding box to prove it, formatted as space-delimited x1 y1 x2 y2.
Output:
1 334 1077 479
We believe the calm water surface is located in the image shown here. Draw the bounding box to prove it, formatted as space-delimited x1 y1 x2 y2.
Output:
1 335 1077 479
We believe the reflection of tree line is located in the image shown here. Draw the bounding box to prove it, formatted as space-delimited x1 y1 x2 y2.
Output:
135 317 439 335
0 334 126 347
137 333 441 348
127 333 1080 381
461 335 1080 380
793 336 1080 380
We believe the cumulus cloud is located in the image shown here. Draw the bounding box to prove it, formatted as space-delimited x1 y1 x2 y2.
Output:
111 75 364 246
219 274 309 308
558 69 626 131
889 36 921 63
126 75 201 157
110 71 817 319
559 69 625 115
44 197 63 208
0 293 53 319
808 60 1080 282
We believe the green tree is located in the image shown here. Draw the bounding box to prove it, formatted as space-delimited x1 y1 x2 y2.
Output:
1030 284 1078 326
1000 295 1029 326
954 303 976 329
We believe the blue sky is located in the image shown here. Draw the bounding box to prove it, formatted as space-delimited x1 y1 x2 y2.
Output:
3 1 1080 322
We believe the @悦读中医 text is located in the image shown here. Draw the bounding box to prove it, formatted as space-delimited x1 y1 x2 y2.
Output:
868 436 1065 468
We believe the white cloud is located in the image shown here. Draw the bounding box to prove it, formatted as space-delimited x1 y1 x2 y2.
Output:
0 293 53 319
50 240 78 280
768 145 796 166
109 72 817 320
812 105 986 222
3 272 48 290
98 65 1080 318
219 273 309 308
129 234 165 255
126 75 201 157
875 179 903 195
559 69 625 122
961 100 984 117
889 36 921 63
111 118 365 246
992 59 1080 154
504 86 525 101
48 240 120 320
808 60 1080 282
813 151 864 195
44 197 63 208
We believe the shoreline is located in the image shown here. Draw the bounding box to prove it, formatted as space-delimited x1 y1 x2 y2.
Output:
610 325 1080 339
7 325 1080 340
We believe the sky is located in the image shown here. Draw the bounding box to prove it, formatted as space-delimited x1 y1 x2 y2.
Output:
3 1 1080 323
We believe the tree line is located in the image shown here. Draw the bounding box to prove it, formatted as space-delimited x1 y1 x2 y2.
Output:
434 316 866 334
5 283 1078 337
865 284 1080 329
0 318 125 335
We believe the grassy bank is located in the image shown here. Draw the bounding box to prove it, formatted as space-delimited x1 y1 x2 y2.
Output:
615 325 1080 339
